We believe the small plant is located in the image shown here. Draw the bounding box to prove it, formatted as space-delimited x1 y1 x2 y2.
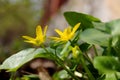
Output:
1 11 120 80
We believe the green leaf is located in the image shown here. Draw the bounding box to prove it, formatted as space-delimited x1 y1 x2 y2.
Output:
93 22 107 32
0 48 53 71
105 73 117 80
94 56 120 80
100 72 120 80
79 43 92 52
106 19 120 36
94 56 120 73
113 36 120 58
80 29 110 46
53 70 71 80
64 12 100 29
94 19 120 36
21 75 39 80
93 19 120 52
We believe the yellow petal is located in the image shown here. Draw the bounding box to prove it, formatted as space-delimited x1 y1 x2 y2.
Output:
65 27 71 34
22 25 48 46
55 29 63 36
36 25 43 38
24 40 36 44
63 28 68 34
50 23 81 42
72 23 80 33
22 36 35 41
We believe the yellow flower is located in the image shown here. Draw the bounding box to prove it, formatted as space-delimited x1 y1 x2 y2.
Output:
22 25 47 46
72 46 80 58
51 23 80 42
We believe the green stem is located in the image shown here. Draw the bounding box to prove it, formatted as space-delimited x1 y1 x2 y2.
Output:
80 52 95 80
115 72 119 80
107 37 112 56
10 72 16 80
83 52 93 65
41 44 56 60
93 45 98 56
60 41 71 56
54 54 80 80
41 44 79 80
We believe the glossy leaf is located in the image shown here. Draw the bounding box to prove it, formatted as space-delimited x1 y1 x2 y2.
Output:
94 56 120 80
64 12 100 29
80 29 110 46
0 48 53 71
94 56 120 73
106 19 120 36
94 19 120 36
113 36 120 59
93 19 120 52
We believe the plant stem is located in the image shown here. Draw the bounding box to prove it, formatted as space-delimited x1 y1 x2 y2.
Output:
41 44 79 80
80 52 95 80
54 54 80 80
107 37 112 56
60 41 71 56
41 44 56 60
115 72 119 80
93 45 98 56
83 52 93 65
10 72 16 80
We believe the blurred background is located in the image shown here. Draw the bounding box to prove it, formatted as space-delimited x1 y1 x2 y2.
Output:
0 0 120 63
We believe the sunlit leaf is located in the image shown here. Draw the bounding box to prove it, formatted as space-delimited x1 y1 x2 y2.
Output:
0 48 53 71
80 29 110 46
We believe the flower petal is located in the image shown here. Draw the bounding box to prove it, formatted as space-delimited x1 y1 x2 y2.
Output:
22 25 47 46
50 37 61 41
36 25 43 37
55 29 63 36
24 40 36 44
65 27 71 34
72 23 80 33
51 23 81 42
22 36 35 41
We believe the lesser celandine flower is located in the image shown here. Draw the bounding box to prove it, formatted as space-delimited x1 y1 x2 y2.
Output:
72 45 80 58
51 23 80 42
22 25 47 46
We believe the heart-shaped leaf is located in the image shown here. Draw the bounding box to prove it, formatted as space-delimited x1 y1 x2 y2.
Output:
64 12 100 29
